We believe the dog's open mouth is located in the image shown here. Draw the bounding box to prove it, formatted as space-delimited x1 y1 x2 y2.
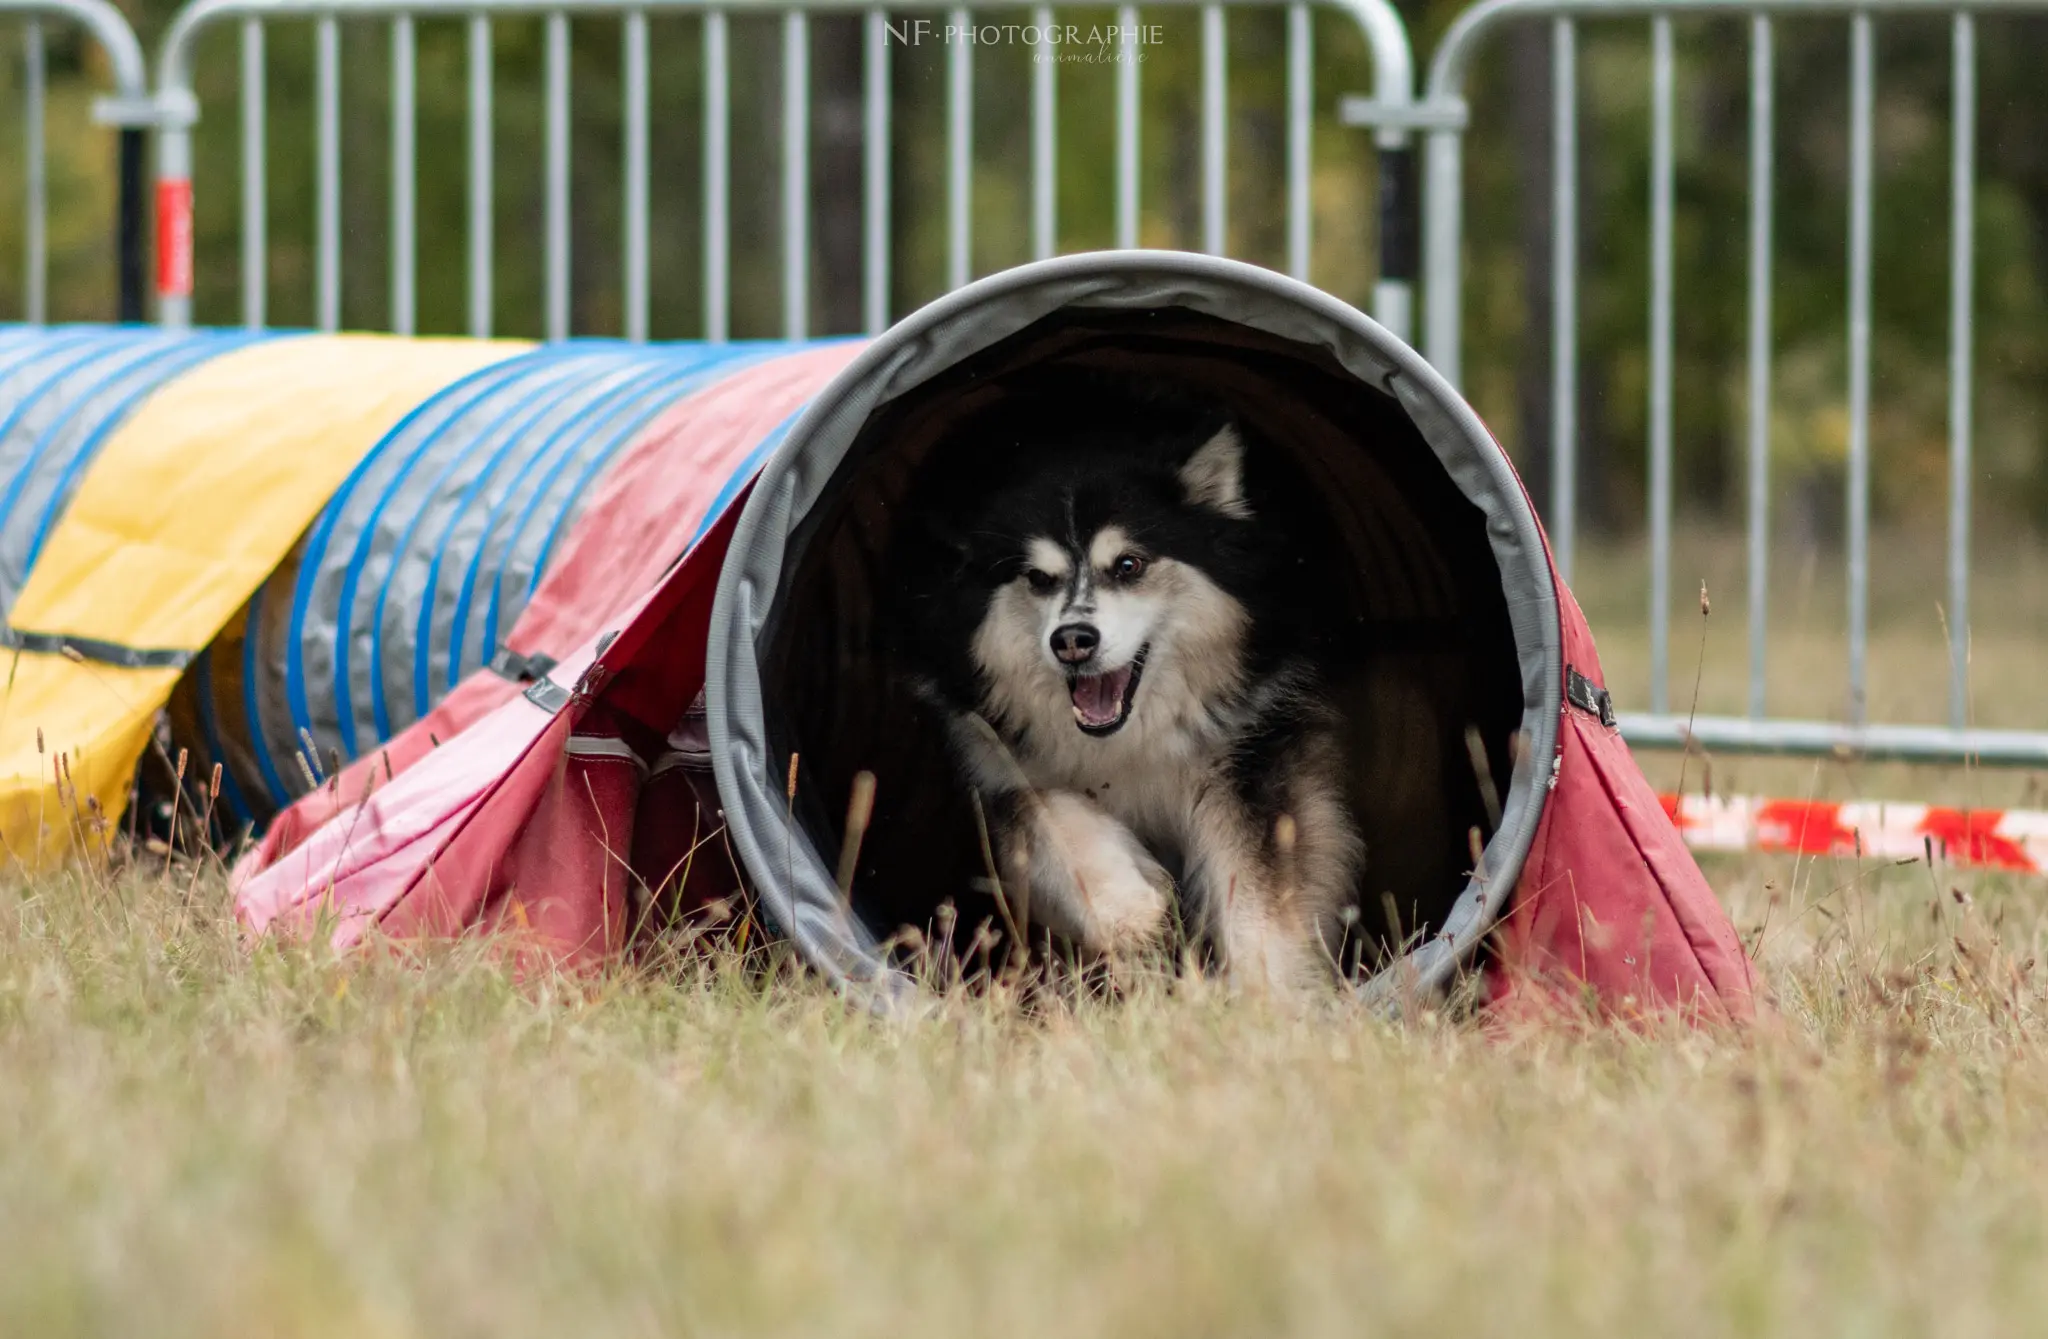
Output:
1069 646 1148 736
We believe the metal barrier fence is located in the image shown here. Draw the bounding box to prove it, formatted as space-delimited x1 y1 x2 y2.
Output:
1398 0 2048 768
9 0 2045 767
4 0 152 321
151 0 1421 341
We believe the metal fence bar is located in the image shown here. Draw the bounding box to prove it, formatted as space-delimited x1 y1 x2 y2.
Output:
156 87 195 323
624 9 650 341
24 20 44 324
946 6 971 289
241 18 264 329
1746 13 1771 720
391 15 416 336
1618 712 2048 768
1647 14 1673 715
155 0 1415 339
1421 126 1463 381
1032 4 1055 261
5 0 148 321
783 10 808 338
1948 10 1975 729
467 14 492 337
703 8 729 342
316 15 340 331
1846 10 1874 724
1549 16 1575 582
116 128 144 321
864 8 890 330
1115 4 1139 248
1286 1 1309 281
1201 4 1225 255
1414 0 2048 767
7 0 143 322
545 10 571 341
1335 0 1417 343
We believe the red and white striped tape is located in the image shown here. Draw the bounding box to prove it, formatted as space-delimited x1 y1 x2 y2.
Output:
1657 793 2048 875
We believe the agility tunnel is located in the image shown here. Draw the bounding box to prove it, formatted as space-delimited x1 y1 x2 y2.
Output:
216 254 1751 1020
165 338 847 832
0 325 857 857
0 328 526 861
0 255 1753 1018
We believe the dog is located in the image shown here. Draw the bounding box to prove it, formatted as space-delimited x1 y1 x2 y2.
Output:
892 384 1364 994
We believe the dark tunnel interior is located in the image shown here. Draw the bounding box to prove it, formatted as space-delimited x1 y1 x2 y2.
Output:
758 306 1527 974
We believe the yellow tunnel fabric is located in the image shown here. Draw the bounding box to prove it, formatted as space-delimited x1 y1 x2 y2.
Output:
0 334 530 866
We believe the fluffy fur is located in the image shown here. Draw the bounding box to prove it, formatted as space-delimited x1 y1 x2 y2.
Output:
893 385 1365 994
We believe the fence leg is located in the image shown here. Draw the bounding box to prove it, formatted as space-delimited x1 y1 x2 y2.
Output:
118 127 145 323
1375 141 1417 346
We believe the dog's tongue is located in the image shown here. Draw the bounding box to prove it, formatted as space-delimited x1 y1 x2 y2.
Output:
1070 666 1132 729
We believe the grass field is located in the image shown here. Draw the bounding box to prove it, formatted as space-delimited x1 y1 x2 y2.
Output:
1 529 2044 1337
4 854 2046 1337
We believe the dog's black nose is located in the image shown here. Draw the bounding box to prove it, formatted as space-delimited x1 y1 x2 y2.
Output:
1050 623 1099 665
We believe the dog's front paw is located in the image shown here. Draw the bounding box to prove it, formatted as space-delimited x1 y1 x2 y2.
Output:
1019 791 1172 956
1071 845 1174 957
1219 907 1327 1000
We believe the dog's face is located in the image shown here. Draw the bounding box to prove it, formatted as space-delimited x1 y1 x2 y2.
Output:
961 424 1256 742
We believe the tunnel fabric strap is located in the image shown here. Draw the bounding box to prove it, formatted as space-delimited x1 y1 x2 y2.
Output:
565 733 647 772
523 675 573 714
489 648 558 683
648 747 711 778
1566 666 1616 727
0 624 193 670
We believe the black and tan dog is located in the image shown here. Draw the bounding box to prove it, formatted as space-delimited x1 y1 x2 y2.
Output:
893 383 1363 993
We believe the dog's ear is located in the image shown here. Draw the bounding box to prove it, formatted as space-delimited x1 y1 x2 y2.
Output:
1177 424 1253 519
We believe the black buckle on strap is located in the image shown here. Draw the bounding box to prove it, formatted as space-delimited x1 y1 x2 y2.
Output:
1566 666 1615 727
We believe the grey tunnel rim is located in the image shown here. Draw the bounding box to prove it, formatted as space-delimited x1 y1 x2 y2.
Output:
704 251 1563 1009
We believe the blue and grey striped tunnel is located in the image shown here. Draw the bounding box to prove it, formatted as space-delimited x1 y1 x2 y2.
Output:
0 325 269 624
174 339 803 825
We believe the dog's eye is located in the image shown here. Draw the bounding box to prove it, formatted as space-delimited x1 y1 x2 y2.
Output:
1023 568 1060 595
1109 553 1147 582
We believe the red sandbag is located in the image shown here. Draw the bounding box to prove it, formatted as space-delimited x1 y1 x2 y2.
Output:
1488 583 1759 1023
